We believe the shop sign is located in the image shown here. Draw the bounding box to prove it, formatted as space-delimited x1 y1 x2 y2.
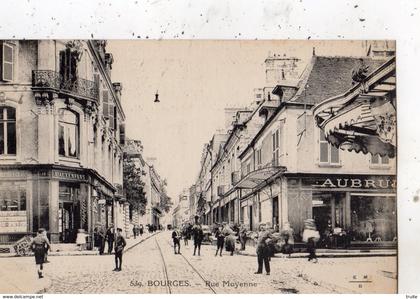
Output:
0 170 28 178
0 211 27 233
52 170 87 182
317 178 396 189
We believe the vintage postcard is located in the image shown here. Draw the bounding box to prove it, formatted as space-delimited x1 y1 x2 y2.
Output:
0 39 397 294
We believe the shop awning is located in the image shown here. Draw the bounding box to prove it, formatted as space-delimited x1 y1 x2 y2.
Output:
313 57 396 158
235 166 286 189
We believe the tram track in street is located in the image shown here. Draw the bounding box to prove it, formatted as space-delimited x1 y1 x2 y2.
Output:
154 235 217 294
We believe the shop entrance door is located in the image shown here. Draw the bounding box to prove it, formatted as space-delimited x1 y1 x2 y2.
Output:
59 184 81 243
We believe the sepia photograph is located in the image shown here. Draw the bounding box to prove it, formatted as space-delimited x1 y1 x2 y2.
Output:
0 39 397 294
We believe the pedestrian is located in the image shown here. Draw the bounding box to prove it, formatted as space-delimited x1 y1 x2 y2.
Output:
172 227 181 254
139 224 144 236
98 225 106 255
42 229 50 263
254 223 274 275
113 228 127 271
132 225 137 239
239 225 248 251
30 228 51 279
106 224 115 254
214 225 225 256
76 228 87 251
192 224 204 256
302 219 320 263
182 226 189 246
224 228 236 256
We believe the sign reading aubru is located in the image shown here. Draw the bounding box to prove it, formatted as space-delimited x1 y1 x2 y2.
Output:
317 178 396 189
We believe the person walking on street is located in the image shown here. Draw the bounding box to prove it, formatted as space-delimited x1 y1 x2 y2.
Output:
303 219 320 263
239 225 247 251
254 223 274 275
106 224 115 254
139 224 144 236
132 225 137 239
42 229 50 263
113 228 126 271
214 225 225 256
192 224 204 256
172 227 181 254
30 228 51 279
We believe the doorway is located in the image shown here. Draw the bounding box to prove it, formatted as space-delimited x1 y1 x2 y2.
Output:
59 184 81 243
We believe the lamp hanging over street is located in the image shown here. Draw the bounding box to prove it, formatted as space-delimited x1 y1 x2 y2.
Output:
154 90 160 103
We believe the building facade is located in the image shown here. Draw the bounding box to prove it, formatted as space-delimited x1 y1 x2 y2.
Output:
188 48 396 247
0 40 125 246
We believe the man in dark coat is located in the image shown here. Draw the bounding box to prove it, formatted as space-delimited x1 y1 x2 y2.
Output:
192 224 204 256
106 224 115 254
172 227 181 254
113 228 126 271
30 228 51 279
214 225 225 256
254 223 274 275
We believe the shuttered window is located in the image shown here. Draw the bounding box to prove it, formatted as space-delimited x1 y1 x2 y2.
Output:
272 130 279 166
1 42 14 82
319 129 340 164
0 106 16 155
102 90 110 118
119 123 126 145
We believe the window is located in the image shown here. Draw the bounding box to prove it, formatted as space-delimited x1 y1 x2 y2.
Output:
0 188 26 211
319 130 340 164
256 149 262 169
272 130 279 166
371 154 389 165
0 106 16 155
0 42 14 81
58 109 79 158
59 48 78 84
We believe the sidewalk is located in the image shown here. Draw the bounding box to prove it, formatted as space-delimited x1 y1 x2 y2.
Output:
0 231 159 258
236 243 397 258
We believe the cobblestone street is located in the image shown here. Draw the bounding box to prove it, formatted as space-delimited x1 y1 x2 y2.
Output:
0 231 396 294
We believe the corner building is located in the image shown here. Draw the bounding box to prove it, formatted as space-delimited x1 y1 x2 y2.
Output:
0 40 125 246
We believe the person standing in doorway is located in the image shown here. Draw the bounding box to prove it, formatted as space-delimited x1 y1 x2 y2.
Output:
113 228 126 271
254 223 274 275
106 224 115 255
172 227 181 254
98 225 106 255
30 229 51 279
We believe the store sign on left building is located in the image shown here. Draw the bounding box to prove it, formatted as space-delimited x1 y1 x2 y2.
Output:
0 211 27 233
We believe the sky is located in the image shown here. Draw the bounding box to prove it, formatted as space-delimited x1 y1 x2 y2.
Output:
107 40 387 202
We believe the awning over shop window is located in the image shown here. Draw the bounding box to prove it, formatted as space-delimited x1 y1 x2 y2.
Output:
313 57 396 158
235 166 286 189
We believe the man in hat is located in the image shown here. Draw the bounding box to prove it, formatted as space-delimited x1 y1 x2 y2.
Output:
254 223 274 275
113 228 126 271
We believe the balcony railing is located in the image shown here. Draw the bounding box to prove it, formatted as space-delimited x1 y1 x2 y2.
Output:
32 70 99 102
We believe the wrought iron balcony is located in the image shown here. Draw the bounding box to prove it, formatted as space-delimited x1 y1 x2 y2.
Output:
32 70 99 102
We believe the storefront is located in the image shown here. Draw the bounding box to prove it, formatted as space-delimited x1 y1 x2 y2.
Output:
0 166 116 246
286 174 397 246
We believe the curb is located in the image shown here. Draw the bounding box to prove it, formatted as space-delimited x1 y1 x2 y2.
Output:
236 249 397 259
0 232 160 258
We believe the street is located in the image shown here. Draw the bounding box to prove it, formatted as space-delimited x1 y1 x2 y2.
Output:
0 231 396 294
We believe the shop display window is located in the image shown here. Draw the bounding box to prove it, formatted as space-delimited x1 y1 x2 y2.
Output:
350 195 396 242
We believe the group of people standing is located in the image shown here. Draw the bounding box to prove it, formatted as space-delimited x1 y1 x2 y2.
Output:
93 224 127 271
171 222 204 255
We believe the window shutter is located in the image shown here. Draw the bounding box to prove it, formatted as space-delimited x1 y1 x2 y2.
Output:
1 43 14 81
108 102 115 129
102 90 110 118
119 123 126 145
